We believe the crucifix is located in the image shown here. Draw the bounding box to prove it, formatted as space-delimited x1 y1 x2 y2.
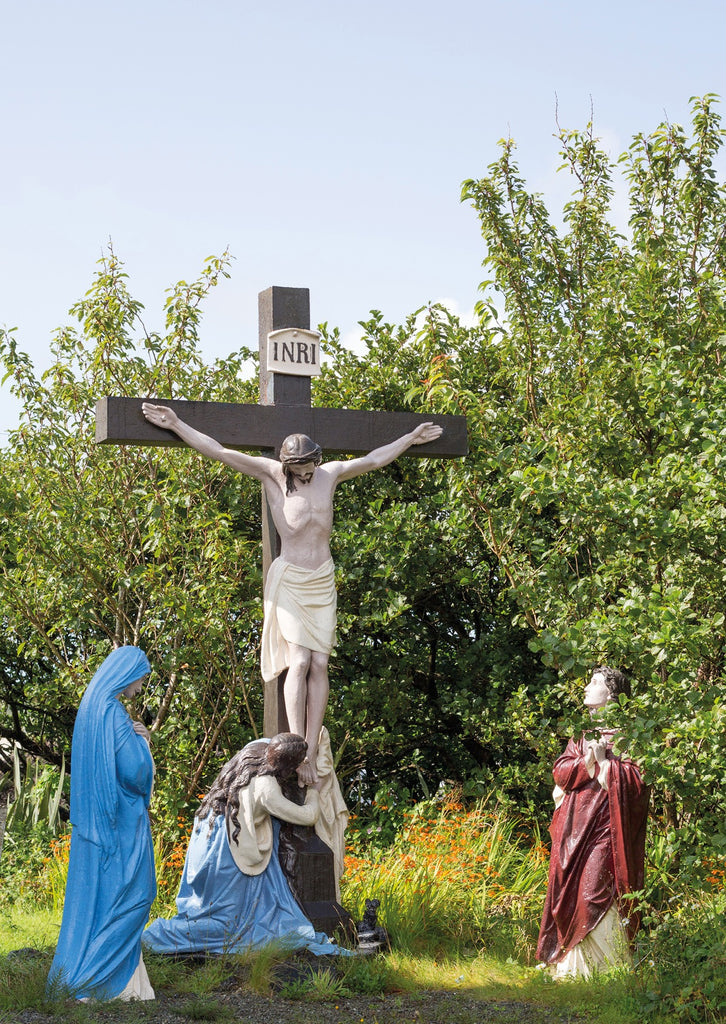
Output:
96 285 468 744
96 284 467 935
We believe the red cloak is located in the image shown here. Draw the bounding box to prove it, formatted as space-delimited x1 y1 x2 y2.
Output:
536 737 649 965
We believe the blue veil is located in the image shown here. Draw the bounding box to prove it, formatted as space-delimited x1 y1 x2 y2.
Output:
70 645 151 860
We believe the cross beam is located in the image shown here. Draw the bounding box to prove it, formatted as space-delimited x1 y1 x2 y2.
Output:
95 397 468 457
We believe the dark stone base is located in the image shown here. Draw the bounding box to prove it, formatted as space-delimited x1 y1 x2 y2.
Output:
278 822 356 943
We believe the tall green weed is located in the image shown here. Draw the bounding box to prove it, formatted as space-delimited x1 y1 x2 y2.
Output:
633 891 726 1023
342 796 548 959
6 749 66 836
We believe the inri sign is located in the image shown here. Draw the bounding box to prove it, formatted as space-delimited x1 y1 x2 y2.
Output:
265 328 322 377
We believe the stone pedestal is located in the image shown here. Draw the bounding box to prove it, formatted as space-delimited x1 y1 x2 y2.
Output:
278 822 355 941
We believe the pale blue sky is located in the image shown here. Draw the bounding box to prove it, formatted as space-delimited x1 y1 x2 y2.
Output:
1 0 724 436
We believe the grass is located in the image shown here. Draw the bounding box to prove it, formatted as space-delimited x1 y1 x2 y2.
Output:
4 903 723 1024
0 941 646 1023
342 795 549 959
173 997 234 1021
0 902 59 952
2 797 725 1022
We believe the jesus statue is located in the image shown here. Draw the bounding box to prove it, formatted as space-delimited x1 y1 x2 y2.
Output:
141 402 442 785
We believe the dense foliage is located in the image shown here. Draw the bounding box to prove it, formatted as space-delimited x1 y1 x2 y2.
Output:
417 94 726 871
0 251 266 822
0 255 545 831
2 97 726 893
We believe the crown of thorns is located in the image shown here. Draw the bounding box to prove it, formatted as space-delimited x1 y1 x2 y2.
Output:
279 434 323 465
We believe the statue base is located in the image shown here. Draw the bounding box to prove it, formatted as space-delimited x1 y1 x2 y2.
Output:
278 822 356 942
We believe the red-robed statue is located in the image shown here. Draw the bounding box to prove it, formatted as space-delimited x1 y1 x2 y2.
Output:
537 666 649 978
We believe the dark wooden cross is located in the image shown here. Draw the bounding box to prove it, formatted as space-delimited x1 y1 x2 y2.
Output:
95 286 468 736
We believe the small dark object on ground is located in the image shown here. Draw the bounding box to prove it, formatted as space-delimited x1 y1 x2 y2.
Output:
356 898 390 953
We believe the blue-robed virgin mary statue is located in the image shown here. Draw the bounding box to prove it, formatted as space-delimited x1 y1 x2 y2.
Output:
48 646 157 1001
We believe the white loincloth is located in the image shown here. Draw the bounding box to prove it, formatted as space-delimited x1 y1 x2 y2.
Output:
261 558 337 683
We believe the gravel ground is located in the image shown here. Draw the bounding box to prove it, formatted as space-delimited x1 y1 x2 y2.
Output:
10 991 583 1024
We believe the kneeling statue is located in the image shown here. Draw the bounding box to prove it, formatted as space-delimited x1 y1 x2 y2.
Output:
143 733 346 956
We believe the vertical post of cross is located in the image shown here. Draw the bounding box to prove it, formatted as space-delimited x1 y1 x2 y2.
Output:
258 286 313 738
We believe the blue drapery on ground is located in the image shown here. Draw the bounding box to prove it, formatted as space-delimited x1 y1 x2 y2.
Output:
48 647 156 1000
143 816 346 956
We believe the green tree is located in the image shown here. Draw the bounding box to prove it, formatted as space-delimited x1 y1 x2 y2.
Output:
413 94 726 864
0 251 547 833
315 309 552 813
0 248 265 823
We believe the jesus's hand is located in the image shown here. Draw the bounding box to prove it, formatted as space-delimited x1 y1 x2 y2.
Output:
142 403 180 431
409 422 443 445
